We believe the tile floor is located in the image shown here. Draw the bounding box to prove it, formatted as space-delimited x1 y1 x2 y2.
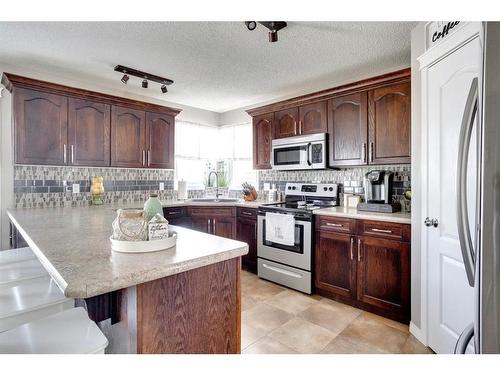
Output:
241 270 433 354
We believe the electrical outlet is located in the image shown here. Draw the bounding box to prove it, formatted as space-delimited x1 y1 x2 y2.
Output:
72 183 80 194
159 182 165 191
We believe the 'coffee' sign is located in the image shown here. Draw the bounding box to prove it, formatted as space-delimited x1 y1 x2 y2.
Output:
427 21 462 48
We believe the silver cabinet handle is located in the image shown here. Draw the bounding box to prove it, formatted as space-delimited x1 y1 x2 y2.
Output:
350 237 354 260
207 219 210 233
262 263 303 279
371 228 392 233
213 218 216 234
369 142 374 163
362 143 367 163
456 77 478 287
298 120 302 135
142 150 146 166
294 121 297 135
71 145 74 164
168 210 181 215
242 211 253 216
63 144 67 164
325 222 342 227
147 150 151 167
357 238 361 262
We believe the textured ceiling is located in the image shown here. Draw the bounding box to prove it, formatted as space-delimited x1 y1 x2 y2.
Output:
0 22 415 113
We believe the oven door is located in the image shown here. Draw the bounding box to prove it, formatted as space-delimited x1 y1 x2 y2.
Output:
257 215 311 271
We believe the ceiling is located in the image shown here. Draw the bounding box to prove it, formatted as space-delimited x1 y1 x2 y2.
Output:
0 22 416 113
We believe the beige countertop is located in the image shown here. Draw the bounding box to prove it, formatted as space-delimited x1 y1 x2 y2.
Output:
7 205 248 299
313 206 411 224
160 199 276 208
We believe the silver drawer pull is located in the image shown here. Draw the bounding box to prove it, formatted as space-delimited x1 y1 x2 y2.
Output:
242 211 253 216
262 263 303 279
325 223 343 227
168 211 181 215
371 228 392 233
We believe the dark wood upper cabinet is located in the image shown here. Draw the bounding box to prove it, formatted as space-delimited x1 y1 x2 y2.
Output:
146 112 175 169
328 92 368 167
111 106 146 168
252 113 273 169
274 107 299 139
14 88 68 165
68 98 111 166
298 101 327 135
315 231 357 301
368 81 411 164
356 236 410 319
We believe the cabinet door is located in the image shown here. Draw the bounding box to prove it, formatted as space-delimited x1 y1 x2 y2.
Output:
274 107 299 138
368 81 411 164
315 231 357 301
68 98 110 166
252 113 273 169
236 217 257 273
191 217 211 234
299 101 327 135
356 236 410 320
14 87 68 165
328 92 368 167
213 217 236 239
111 106 146 167
146 112 174 169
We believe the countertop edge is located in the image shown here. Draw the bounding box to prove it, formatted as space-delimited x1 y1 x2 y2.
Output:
313 209 411 224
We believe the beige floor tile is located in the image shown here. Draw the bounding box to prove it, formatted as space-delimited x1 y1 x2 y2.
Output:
298 298 362 335
402 334 434 354
242 294 258 312
335 313 409 353
242 277 286 302
241 323 267 350
269 317 337 354
241 270 257 283
361 311 409 334
265 290 319 315
242 302 293 334
243 336 299 354
320 335 387 354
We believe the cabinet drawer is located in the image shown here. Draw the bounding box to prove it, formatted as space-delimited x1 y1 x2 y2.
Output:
188 207 236 218
237 207 257 220
163 206 186 219
357 220 409 241
316 216 355 233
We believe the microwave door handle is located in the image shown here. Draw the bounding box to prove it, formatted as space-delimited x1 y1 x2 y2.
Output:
456 77 478 287
307 143 312 166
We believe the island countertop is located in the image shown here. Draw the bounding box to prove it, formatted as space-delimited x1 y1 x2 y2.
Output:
7 206 248 299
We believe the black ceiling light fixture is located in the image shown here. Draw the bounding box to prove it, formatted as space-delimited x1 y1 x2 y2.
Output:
245 21 287 42
114 65 173 92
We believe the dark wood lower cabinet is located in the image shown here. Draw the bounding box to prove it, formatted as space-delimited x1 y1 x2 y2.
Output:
187 207 236 239
236 216 258 273
315 231 357 301
314 217 411 323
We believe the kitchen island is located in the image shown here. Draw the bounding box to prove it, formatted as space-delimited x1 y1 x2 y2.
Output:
7 205 248 354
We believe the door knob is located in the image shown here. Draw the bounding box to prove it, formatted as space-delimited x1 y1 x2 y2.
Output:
424 217 439 228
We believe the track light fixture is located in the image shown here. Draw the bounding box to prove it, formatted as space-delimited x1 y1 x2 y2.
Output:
114 65 173 92
245 21 287 43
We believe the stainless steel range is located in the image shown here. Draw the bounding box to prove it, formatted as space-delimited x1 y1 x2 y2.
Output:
257 182 338 294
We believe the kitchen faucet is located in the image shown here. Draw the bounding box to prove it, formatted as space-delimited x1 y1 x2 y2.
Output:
207 171 222 200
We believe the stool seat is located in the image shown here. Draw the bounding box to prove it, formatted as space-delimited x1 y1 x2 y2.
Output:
0 276 73 332
0 307 108 354
0 258 47 287
0 247 34 264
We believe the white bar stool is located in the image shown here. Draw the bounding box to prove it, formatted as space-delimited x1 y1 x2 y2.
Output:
0 307 108 354
0 247 35 264
0 276 74 332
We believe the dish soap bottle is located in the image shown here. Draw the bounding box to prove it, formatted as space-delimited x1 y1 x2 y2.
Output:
144 193 163 221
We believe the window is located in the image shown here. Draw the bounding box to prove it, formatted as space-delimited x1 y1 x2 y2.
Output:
174 121 257 191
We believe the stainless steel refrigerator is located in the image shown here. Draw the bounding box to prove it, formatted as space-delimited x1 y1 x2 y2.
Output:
455 21 500 354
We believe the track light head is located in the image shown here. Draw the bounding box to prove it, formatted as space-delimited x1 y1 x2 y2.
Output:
121 74 129 84
269 30 278 42
142 79 148 88
245 21 257 31
161 85 168 94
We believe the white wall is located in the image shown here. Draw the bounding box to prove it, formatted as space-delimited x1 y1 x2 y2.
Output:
410 22 426 340
218 108 251 126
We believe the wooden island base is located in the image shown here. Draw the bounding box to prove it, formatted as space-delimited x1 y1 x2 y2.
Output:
84 258 241 354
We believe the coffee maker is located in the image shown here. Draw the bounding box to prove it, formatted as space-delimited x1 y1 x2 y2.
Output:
357 170 401 213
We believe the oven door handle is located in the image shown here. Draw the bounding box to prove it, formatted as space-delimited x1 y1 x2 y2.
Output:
262 263 303 279
306 143 312 166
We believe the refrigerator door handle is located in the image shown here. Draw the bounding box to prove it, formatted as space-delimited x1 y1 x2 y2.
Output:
456 77 478 287
454 323 475 354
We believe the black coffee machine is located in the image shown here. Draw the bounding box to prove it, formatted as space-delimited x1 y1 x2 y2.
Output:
357 170 401 213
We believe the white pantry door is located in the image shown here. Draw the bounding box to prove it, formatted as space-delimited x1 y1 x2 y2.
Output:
426 36 479 353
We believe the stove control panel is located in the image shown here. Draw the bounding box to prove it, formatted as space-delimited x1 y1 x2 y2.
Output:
285 183 338 198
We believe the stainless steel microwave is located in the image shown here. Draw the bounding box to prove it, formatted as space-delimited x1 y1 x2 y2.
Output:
271 133 327 170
